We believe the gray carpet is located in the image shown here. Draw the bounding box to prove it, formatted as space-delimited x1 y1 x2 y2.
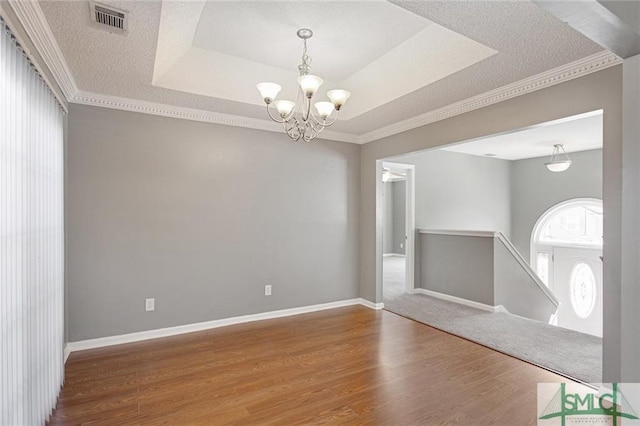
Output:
382 257 602 384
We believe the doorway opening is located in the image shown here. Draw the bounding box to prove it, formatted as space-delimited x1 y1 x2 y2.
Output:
531 198 603 337
381 161 415 301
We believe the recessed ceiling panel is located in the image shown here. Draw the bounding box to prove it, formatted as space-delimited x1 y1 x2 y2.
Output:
191 1 429 82
153 0 497 120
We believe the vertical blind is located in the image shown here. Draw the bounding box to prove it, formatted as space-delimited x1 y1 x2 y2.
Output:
1 17 65 425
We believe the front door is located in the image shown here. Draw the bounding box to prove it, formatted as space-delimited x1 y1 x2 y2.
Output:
552 247 602 337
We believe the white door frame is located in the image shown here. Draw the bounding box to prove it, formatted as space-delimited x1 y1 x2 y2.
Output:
382 161 416 294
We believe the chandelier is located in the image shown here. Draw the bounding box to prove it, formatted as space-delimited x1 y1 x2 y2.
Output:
256 29 351 142
545 144 572 172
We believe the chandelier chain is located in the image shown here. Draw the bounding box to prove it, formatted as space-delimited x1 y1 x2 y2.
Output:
298 38 311 76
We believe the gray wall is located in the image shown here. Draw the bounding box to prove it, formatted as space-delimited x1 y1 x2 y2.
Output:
383 180 406 254
393 150 511 236
419 233 494 305
510 149 602 261
66 104 360 341
621 54 640 381
392 181 406 254
360 66 623 381
382 182 394 254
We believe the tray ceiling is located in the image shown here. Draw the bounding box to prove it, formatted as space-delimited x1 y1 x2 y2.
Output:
36 0 611 142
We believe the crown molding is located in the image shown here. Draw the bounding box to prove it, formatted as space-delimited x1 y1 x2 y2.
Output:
9 0 622 145
72 90 359 143
356 50 622 144
7 0 78 102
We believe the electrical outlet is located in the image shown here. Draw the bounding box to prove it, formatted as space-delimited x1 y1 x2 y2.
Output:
400 243 404 249
265 285 272 296
145 298 155 312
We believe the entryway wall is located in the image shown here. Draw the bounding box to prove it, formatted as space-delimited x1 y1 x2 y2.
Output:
511 148 602 261
388 148 603 262
390 149 512 237
382 181 406 255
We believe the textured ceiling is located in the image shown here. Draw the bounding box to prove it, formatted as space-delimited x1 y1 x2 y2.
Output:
441 111 603 160
38 0 605 138
153 0 497 120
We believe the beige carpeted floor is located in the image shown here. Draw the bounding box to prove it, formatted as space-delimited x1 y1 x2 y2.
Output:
382 256 602 384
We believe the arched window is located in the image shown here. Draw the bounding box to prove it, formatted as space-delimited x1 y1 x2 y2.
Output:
531 198 603 288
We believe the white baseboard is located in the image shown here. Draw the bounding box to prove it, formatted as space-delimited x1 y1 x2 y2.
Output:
413 288 497 313
358 298 384 310
66 298 383 353
494 304 510 314
63 343 71 364
383 253 406 257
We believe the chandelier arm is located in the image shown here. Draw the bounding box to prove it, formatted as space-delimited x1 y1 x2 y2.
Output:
284 120 300 141
309 125 319 141
286 125 300 142
306 121 319 141
308 107 338 128
321 110 340 127
307 109 324 127
266 104 286 123
307 118 319 131
301 96 312 122
295 121 305 141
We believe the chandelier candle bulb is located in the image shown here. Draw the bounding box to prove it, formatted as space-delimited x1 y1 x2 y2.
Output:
256 82 281 104
274 100 296 118
314 101 335 119
297 75 324 98
327 90 351 110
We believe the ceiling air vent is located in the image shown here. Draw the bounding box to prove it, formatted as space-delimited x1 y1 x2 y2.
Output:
89 2 128 34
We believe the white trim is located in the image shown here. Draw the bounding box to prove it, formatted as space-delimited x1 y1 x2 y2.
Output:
496 232 560 308
382 161 416 296
418 229 496 238
530 198 603 293
0 2 68 111
66 298 381 353
72 90 359 144
357 51 621 144
71 50 621 144
358 298 385 310
383 253 405 257
6 0 77 104
413 288 498 313
63 343 71 364
530 198 603 263
7 1 622 144
494 305 510 314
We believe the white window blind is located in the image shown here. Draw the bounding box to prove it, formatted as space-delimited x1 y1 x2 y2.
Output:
1 17 65 425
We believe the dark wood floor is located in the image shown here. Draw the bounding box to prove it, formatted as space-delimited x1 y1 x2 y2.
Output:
48 306 586 425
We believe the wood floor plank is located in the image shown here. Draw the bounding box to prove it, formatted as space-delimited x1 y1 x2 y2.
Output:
48 306 589 425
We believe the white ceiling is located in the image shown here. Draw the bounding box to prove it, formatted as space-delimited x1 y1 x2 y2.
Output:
153 1 497 120
37 0 608 141
441 111 603 160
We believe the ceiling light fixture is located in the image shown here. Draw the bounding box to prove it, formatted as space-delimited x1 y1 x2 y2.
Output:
545 144 572 172
256 29 351 142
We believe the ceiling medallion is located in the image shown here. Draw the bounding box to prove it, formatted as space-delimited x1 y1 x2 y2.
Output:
256 29 351 142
